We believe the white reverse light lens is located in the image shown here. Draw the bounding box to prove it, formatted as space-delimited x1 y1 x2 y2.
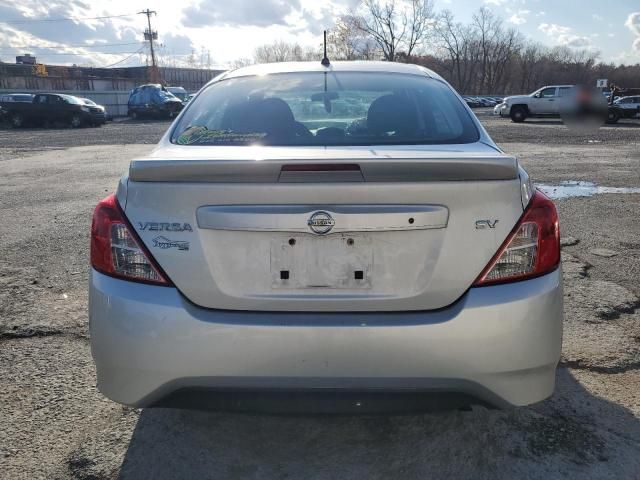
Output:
483 222 538 282
110 224 163 282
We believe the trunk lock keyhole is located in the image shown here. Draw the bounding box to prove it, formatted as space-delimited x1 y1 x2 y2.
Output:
347 238 354 246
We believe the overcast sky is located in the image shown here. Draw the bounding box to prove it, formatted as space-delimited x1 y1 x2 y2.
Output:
0 0 639 68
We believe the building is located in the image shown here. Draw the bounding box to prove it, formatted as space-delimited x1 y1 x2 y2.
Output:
0 63 224 92
16 54 36 65
0 63 225 116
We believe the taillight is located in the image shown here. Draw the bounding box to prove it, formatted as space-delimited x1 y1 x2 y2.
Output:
473 189 560 286
90 194 171 286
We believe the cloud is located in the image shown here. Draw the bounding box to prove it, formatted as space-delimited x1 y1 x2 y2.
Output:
0 23 141 67
538 22 592 49
592 14 604 22
160 34 194 54
483 0 508 5
538 23 571 36
507 9 530 26
625 12 640 51
562 35 591 48
182 0 301 28
0 0 145 66
625 12 640 36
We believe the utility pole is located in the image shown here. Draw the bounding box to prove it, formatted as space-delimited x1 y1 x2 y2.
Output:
139 9 159 83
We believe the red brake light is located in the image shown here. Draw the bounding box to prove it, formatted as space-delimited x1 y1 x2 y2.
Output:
473 189 560 286
281 164 361 171
90 194 171 286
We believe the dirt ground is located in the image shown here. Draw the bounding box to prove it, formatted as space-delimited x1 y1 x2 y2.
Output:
1 114 639 479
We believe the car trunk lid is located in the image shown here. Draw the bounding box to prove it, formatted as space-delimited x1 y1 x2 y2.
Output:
123 145 523 312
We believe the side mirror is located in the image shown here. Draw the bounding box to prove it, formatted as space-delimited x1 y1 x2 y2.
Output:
533 92 541 98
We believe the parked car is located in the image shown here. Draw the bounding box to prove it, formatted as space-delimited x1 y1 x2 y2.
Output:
0 93 35 122
493 102 505 116
90 61 562 412
499 85 575 122
463 96 481 108
166 86 189 103
476 97 497 107
127 84 184 119
606 96 640 123
79 98 107 125
0 93 104 128
0 93 35 103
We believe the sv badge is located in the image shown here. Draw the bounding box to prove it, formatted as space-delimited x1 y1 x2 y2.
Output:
475 219 499 229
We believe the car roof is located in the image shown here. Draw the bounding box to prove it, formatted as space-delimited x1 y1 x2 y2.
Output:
216 61 439 83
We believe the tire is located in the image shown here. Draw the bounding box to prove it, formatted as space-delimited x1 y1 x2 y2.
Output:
70 114 82 128
510 106 527 123
605 109 620 124
10 113 24 128
130 110 138 120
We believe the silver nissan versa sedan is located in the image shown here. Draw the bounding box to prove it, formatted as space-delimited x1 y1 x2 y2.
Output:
89 61 562 412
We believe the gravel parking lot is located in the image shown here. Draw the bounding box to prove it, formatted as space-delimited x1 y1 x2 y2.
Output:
1 112 639 479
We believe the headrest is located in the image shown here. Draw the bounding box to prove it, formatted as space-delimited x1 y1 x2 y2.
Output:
367 94 419 136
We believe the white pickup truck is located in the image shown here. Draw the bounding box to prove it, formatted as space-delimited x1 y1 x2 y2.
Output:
498 85 574 122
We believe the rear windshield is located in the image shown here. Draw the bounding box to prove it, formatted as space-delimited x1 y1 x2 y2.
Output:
171 72 479 146
60 94 82 105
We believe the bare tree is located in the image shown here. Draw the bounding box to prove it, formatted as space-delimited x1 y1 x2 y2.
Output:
254 41 300 63
228 6 638 94
405 0 435 56
229 57 254 69
472 7 499 92
253 41 319 64
350 0 434 61
327 15 379 60
433 10 474 92
517 42 544 92
486 27 522 93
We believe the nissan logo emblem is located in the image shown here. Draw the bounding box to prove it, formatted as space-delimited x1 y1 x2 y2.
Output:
307 211 335 235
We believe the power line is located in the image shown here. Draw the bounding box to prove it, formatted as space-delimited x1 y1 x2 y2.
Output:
7 51 140 56
0 42 142 50
1 13 137 24
101 48 145 68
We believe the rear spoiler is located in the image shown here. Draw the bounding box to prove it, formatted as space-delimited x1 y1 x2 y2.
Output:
129 155 518 183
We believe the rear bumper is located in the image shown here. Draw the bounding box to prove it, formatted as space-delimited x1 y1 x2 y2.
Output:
89 268 563 409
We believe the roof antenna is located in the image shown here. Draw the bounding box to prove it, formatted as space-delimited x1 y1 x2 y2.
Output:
321 30 330 66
